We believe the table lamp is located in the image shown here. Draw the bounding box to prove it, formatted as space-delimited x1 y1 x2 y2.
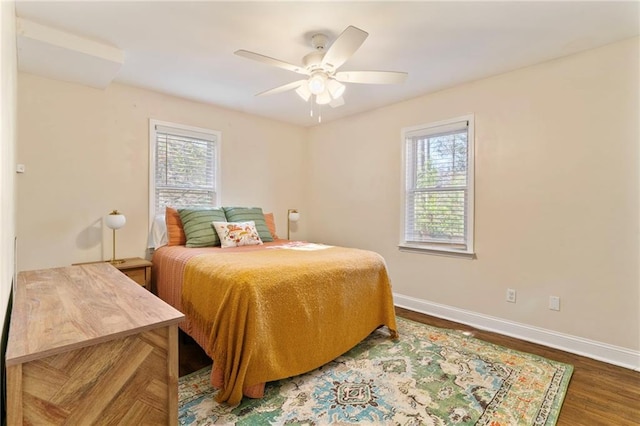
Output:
105 210 126 264
287 209 300 240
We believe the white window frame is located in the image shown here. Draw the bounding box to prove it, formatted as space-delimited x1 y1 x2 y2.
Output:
148 119 221 226
399 114 475 257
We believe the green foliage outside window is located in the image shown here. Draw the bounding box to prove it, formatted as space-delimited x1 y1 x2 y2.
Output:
155 133 216 211
411 133 467 242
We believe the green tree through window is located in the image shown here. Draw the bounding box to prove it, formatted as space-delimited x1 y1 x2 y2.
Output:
413 132 467 242
151 121 219 217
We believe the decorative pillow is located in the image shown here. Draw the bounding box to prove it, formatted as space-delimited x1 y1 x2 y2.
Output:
165 207 186 246
178 208 227 247
212 221 263 248
222 207 273 242
264 212 279 240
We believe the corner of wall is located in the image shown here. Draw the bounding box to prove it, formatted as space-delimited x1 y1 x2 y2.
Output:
0 0 17 421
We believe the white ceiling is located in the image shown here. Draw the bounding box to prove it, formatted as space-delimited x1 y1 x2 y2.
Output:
14 1 640 127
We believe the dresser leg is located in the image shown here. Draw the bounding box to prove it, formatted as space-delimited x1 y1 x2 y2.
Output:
6 364 23 425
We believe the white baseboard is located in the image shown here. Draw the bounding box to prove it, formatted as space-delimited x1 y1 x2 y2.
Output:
394 292 640 371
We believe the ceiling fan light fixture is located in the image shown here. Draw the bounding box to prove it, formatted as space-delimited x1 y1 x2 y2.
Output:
308 73 327 95
315 91 331 105
295 81 311 101
327 79 346 99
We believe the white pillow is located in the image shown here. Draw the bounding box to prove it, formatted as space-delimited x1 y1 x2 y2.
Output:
147 214 168 249
212 221 263 248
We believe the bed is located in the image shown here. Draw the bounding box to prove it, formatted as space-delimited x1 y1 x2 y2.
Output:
151 209 397 406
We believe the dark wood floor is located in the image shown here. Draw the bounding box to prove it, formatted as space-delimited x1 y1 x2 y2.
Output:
179 307 640 425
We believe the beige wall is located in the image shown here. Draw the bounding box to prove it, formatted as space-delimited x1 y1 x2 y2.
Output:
17 75 308 270
306 38 639 351
1 1 17 332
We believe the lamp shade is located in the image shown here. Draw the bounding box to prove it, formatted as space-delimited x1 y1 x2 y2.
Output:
295 82 311 102
308 73 326 95
288 210 300 222
315 91 331 105
105 210 126 230
327 79 346 99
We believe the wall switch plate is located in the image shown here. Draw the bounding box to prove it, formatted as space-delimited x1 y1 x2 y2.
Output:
506 288 516 303
549 296 561 311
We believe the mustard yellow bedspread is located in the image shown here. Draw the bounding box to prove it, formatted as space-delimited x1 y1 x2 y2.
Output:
180 245 397 406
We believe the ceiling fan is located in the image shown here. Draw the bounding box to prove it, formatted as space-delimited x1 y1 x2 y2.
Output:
235 26 408 110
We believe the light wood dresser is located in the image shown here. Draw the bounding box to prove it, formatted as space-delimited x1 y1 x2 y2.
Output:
5 263 184 425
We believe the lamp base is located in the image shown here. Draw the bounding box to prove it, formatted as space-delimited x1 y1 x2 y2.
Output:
109 259 125 265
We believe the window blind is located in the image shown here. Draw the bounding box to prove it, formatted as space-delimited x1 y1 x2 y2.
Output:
154 125 217 213
404 120 469 249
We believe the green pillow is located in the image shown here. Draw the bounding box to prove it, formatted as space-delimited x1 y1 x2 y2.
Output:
178 208 227 247
222 207 273 242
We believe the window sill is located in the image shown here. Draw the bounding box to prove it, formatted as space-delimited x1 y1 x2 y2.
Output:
398 244 476 259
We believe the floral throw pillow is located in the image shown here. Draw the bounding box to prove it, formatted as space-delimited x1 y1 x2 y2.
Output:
212 221 263 248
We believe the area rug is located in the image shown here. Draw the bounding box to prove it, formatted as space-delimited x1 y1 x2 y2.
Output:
178 317 573 425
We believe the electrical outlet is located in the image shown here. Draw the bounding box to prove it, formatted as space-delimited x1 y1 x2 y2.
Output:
506 288 516 303
549 296 560 311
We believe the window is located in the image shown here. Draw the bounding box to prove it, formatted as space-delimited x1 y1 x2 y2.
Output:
149 120 220 220
400 115 474 255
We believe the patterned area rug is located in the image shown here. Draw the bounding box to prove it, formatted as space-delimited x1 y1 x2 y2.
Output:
178 317 572 425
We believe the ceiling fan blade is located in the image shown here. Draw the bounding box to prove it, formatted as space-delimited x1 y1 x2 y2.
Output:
321 26 368 70
256 80 306 97
235 50 309 75
329 96 345 108
335 71 408 85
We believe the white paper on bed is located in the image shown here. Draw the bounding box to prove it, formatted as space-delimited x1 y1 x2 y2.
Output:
268 242 332 251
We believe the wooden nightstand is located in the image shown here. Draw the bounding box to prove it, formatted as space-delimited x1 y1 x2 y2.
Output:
114 258 153 290
73 257 152 290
